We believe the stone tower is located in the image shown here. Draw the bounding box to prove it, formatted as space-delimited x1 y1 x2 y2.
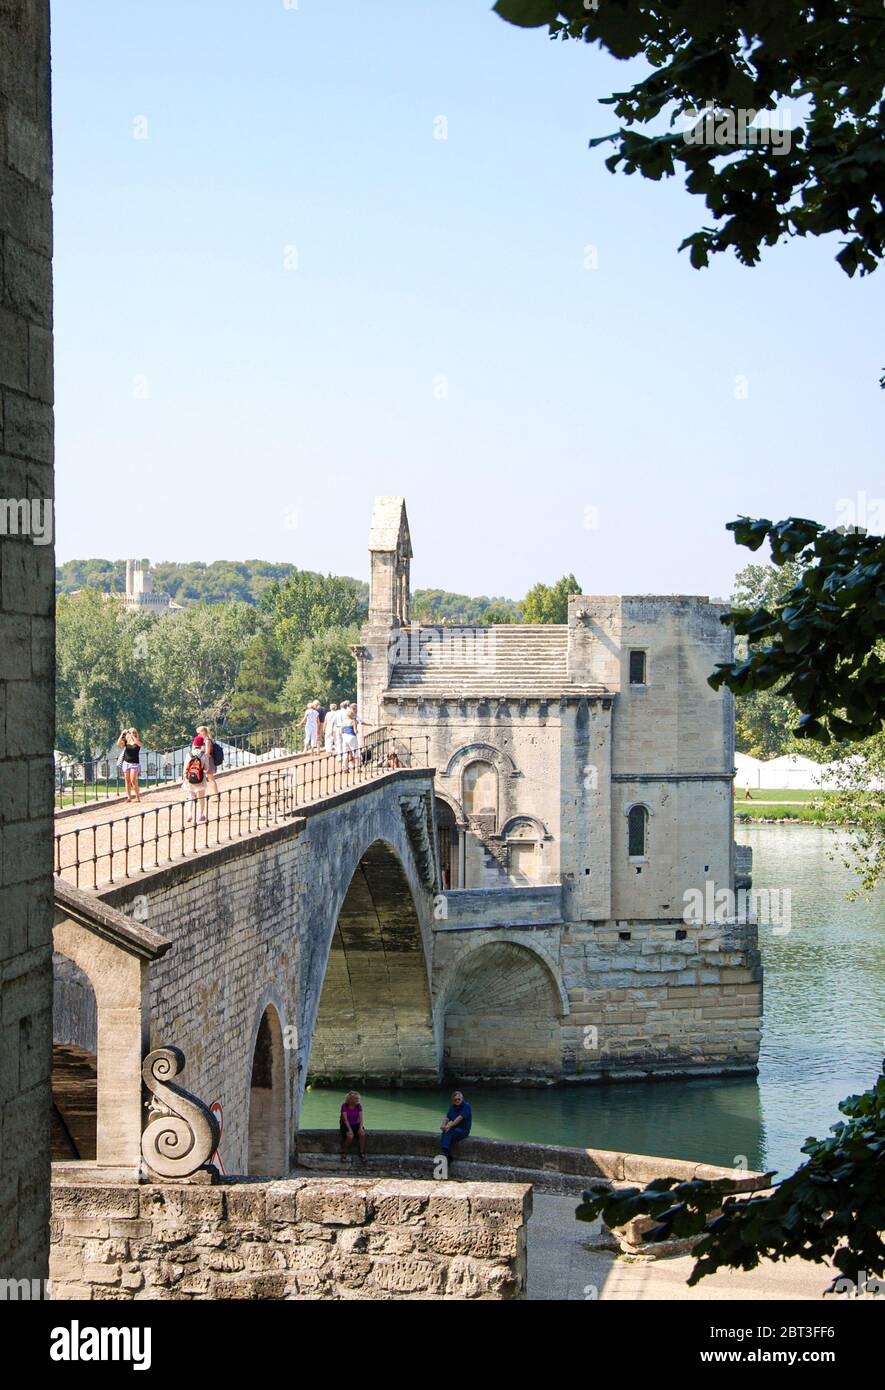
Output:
357 497 412 730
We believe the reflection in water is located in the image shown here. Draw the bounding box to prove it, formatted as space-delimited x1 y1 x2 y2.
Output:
301 827 884 1178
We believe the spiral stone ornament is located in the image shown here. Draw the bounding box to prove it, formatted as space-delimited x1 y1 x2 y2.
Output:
141 1046 221 1178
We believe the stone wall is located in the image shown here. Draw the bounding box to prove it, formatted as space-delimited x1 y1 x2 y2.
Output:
432 917 761 1082
50 1176 530 1300
0 0 54 1282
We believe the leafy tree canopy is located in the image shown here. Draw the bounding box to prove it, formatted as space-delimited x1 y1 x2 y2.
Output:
260 572 367 662
280 626 361 720
493 1 885 278
412 589 523 624
710 517 885 743
523 574 582 623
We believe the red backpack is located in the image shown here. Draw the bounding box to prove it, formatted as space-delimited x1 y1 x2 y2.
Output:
186 755 205 785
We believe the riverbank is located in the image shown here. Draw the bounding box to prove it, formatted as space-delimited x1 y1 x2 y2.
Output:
528 1193 835 1301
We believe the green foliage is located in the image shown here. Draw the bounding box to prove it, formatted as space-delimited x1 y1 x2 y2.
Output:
146 602 263 743
522 574 581 624
710 518 885 743
493 1 885 278
576 1066 885 1292
412 589 523 624
280 626 361 719
730 559 829 761
226 631 287 733
818 732 885 895
55 592 155 759
54 558 369 609
260 572 366 662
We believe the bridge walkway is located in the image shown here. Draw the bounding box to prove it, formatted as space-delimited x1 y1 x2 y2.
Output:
54 734 429 890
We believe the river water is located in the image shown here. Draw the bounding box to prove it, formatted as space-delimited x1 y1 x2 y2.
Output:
301 826 885 1178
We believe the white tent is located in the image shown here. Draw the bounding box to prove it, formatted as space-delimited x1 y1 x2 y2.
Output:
734 751 826 790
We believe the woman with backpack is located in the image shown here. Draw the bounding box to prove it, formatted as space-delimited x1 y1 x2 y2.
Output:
182 740 209 824
194 726 220 798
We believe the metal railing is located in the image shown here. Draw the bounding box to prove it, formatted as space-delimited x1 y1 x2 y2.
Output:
54 729 430 889
54 723 307 810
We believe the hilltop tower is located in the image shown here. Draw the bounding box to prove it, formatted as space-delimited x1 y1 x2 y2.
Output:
123 560 172 613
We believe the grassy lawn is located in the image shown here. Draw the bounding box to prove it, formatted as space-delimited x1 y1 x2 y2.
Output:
734 789 837 822
735 787 831 803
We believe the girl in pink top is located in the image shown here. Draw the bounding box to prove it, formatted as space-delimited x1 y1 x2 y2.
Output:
339 1090 366 1163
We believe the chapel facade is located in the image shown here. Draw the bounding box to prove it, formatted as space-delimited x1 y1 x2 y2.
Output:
356 497 760 1083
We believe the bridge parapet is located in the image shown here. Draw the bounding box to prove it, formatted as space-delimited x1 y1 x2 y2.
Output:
54 729 431 891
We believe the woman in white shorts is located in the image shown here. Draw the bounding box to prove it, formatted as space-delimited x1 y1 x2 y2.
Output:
341 705 361 769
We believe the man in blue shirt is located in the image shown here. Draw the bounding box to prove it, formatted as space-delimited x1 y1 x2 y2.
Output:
439 1090 472 1169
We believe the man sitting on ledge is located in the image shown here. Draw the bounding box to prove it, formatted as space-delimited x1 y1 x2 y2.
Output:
439 1089 472 1172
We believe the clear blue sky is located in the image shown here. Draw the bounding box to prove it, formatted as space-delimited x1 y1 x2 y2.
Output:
51 0 883 599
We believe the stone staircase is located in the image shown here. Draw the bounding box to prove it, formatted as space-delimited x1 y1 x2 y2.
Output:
386 625 604 698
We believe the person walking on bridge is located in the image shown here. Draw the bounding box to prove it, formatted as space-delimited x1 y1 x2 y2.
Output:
182 738 210 824
116 727 143 802
300 701 320 752
341 703 362 771
194 726 220 799
324 703 339 754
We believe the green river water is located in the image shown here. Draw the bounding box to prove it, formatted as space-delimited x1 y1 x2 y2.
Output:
301 825 885 1178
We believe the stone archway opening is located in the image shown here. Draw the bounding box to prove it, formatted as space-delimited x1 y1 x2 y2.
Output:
248 1005 288 1176
52 1044 97 1161
308 841 438 1087
52 952 98 1161
443 942 562 1081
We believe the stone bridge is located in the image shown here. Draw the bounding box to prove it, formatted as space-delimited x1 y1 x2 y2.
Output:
52 754 443 1177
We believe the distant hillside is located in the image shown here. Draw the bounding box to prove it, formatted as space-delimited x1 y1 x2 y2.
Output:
411 589 523 624
55 561 521 621
55 560 369 608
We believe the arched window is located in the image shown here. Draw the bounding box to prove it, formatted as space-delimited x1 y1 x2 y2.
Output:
627 804 648 858
462 760 498 823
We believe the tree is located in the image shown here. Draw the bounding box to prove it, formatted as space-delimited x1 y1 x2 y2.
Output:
226 631 287 733
280 626 361 721
819 731 885 896
55 592 155 761
260 572 366 662
412 589 523 624
522 574 582 623
494 1 885 279
710 518 885 744
730 558 829 760
576 1066 885 1293
147 602 261 744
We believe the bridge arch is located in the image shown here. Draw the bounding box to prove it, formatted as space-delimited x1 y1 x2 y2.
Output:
247 1000 288 1176
305 838 438 1091
440 938 566 1082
